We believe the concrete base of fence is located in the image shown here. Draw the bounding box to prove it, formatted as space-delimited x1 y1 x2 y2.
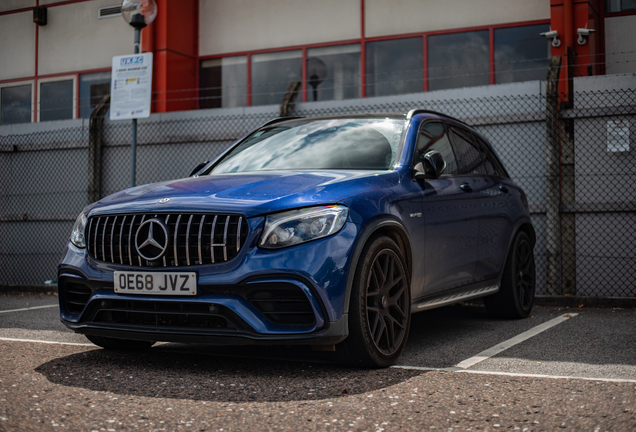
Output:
0 285 58 295
534 295 636 309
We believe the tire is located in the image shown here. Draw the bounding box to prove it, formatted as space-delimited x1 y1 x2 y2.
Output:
341 236 411 368
484 231 536 319
85 335 155 351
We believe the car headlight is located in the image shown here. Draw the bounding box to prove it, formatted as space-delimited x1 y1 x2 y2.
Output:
70 211 89 248
260 205 348 249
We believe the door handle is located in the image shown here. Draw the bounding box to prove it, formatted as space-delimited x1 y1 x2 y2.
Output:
499 185 509 193
460 183 473 192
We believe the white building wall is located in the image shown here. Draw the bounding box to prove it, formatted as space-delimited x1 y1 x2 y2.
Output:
0 11 36 81
37 0 134 76
604 16 636 75
365 0 550 37
199 0 360 56
0 0 34 13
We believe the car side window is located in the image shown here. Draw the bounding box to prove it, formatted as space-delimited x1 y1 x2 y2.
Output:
416 122 458 175
449 126 491 176
473 134 507 177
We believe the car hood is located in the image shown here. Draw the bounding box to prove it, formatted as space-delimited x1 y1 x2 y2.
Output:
90 170 399 218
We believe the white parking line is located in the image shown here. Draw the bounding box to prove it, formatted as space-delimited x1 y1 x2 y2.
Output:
0 337 93 347
0 304 58 314
391 365 636 383
453 313 578 369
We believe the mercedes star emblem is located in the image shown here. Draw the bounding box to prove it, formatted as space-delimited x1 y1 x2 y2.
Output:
135 218 169 261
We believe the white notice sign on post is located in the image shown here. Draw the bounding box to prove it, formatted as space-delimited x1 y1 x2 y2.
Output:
110 53 153 120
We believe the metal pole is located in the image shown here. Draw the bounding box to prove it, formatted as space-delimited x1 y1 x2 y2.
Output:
545 56 562 296
131 27 141 188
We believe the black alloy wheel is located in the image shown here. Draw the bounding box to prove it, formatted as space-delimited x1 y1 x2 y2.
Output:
484 231 536 319
341 236 411 367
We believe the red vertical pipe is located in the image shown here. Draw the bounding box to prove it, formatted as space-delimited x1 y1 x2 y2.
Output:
564 0 574 47
34 0 39 122
489 27 495 85
360 0 366 98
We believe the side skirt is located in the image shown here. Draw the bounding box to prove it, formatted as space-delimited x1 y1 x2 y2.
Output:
411 282 499 313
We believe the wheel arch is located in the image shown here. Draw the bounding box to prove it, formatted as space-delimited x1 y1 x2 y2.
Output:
343 218 413 315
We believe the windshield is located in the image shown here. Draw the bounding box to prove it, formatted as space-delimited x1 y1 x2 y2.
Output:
210 118 405 174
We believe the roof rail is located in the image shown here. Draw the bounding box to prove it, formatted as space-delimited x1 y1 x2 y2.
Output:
406 109 467 126
257 116 304 129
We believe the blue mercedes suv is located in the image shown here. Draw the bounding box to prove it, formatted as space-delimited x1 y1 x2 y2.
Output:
59 110 536 367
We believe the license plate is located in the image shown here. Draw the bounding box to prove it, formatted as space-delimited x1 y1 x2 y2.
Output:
114 271 197 295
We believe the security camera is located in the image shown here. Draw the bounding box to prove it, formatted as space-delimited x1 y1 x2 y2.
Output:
577 27 596 45
540 29 561 48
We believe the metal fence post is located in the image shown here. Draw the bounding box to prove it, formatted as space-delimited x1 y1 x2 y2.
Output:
545 56 562 296
88 95 110 204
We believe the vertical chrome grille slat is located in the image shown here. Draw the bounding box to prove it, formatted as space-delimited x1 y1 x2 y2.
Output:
198 215 205 265
87 214 247 267
138 215 146 266
101 217 109 262
163 215 170 267
88 218 94 257
93 217 100 259
128 215 136 265
185 214 193 266
119 215 126 264
210 215 218 264
223 215 230 262
174 215 182 267
110 216 117 263
237 217 242 252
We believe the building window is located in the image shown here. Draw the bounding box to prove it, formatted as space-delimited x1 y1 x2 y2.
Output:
606 0 636 12
365 37 423 97
79 72 111 118
200 56 247 109
428 30 490 91
39 79 74 122
0 84 32 125
306 45 360 102
494 24 551 84
252 51 302 106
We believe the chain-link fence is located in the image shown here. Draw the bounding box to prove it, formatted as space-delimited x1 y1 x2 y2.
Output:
0 73 634 297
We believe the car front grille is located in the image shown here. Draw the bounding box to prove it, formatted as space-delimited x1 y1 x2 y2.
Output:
83 299 253 332
86 213 249 268
243 284 316 326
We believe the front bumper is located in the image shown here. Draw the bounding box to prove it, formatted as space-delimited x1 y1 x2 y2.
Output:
58 221 359 345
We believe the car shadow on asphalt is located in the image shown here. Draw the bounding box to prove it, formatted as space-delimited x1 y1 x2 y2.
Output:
34 347 426 403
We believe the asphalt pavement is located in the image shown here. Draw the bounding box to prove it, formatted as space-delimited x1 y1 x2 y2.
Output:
0 292 634 431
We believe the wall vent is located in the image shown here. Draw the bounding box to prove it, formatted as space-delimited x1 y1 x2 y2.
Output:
98 5 121 19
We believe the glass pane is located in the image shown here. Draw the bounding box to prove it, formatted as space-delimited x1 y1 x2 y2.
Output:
211 118 405 173
306 44 360 102
200 56 247 109
495 24 550 84
80 72 111 118
365 38 423 97
450 127 489 175
252 51 302 106
606 0 636 12
428 31 489 91
417 122 457 175
40 80 73 121
1 85 31 125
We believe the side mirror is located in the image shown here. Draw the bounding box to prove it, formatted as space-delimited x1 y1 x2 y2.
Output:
189 161 210 177
413 151 446 180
